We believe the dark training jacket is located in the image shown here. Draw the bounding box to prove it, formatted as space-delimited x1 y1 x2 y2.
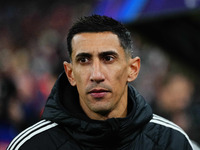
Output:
7 73 194 150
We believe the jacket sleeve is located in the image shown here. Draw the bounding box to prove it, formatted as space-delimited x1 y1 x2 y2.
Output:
149 114 194 150
6 120 58 150
191 141 200 150
164 130 193 150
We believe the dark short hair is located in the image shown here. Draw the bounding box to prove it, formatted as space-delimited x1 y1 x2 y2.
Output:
66 15 134 60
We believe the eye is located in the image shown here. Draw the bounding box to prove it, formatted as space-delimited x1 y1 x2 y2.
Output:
103 55 115 63
78 57 90 64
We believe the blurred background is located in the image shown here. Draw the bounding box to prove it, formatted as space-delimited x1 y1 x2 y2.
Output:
0 0 200 149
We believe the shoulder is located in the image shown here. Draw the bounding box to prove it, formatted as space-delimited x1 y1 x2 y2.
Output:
6 120 67 150
144 114 194 149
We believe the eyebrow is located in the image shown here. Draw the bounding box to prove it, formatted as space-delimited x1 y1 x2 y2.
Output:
99 51 119 58
75 52 92 61
75 50 119 60
75 52 92 58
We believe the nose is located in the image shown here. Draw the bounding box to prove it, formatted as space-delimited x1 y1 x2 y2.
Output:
90 60 105 83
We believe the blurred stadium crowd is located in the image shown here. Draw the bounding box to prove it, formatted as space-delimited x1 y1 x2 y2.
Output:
0 1 199 149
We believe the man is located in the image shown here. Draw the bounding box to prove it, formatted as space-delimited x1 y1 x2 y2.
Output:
7 15 194 150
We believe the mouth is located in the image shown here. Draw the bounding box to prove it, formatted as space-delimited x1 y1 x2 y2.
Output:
88 89 110 99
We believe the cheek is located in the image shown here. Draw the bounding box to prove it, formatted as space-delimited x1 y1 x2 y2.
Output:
73 68 90 86
116 65 128 79
73 72 87 97
109 66 128 85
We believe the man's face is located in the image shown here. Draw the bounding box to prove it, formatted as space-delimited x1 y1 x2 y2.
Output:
64 32 140 119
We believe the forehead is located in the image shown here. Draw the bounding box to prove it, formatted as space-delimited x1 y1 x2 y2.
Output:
71 32 124 57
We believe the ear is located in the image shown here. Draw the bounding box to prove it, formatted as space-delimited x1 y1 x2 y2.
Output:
127 57 140 82
63 61 76 86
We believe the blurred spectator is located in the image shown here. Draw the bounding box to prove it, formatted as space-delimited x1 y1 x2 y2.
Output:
0 74 20 149
132 44 170 102
151 73 200 144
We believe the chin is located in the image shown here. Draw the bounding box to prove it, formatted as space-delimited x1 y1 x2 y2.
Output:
94 109 111 116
